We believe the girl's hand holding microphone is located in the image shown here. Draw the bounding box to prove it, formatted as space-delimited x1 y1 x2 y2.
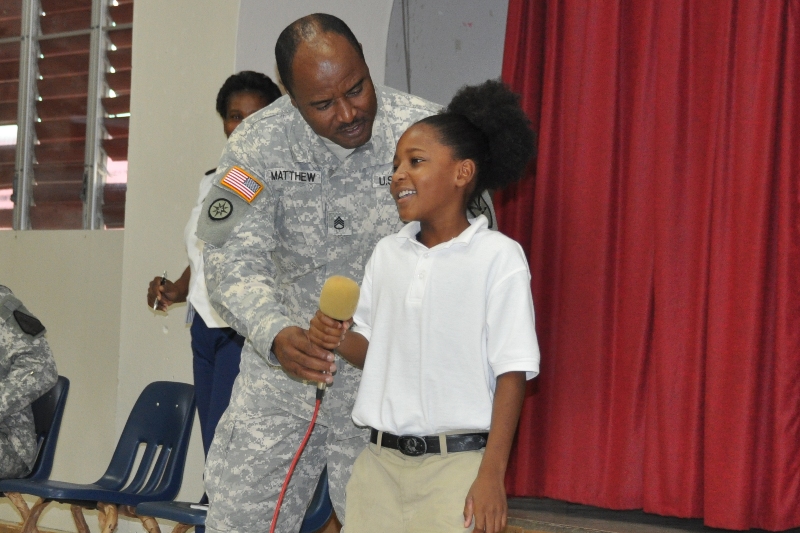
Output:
308 311 351 351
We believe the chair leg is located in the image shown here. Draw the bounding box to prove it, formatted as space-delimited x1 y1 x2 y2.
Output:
7 492 44 533
121 504 195 533
119 504 161 533
20 498 50 533
70 505 92 533
97 502 119 533
136 513 163 533
6 492 31 520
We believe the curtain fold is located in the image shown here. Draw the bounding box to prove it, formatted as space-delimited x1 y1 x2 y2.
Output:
498 1 800 530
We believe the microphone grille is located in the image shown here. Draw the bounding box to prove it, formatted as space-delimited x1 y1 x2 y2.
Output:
319 275 360 321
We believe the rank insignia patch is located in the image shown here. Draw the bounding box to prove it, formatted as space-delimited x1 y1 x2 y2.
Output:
208 198 233 221
328 213 351 235
221 166 263 203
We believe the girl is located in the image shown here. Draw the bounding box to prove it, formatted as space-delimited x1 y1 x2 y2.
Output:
310 80 539 533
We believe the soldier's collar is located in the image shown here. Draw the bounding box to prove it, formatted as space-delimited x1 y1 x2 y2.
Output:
364 89 394 165
288 114 323 165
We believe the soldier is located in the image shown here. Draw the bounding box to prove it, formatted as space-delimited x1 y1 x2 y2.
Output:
197 13 494 533
0 285 58 478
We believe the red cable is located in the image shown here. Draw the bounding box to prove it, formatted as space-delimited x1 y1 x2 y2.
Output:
269 397 322 533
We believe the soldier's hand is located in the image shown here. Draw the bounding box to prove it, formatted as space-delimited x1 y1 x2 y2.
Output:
272 326 336 384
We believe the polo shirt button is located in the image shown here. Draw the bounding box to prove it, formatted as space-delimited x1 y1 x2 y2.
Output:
424 253 429 258
418 272 425 279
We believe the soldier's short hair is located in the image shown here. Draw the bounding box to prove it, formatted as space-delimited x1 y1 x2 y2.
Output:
275 14 364 95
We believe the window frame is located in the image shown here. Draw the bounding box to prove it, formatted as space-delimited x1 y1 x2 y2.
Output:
3 0 131 230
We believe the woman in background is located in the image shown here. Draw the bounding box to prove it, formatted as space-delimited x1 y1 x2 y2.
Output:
146 71 281 459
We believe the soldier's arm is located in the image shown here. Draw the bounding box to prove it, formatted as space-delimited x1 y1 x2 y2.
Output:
193 118 293 361
197 114 349 381
0 302 58 420
197 132 334 382
202 208 336 382
202 214 292 361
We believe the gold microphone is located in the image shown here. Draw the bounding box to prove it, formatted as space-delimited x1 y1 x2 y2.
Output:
316 276 360 392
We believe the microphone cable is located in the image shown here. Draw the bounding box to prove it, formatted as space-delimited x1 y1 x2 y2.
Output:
271 275 357 532
268 384 325 533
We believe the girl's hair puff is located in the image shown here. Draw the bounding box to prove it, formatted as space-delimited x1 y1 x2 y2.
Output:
417 80 536 200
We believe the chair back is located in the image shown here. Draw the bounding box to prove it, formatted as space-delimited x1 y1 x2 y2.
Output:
94 381 195 501
27 375 70 481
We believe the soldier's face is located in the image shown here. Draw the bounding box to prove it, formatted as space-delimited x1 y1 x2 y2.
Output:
289 33 378 149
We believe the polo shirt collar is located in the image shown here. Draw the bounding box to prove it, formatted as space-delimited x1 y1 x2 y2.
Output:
396 215 489 249
287 85 394 168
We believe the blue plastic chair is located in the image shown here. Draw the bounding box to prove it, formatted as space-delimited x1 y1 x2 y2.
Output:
0 381 195 533
299 466 334 532
2 376 70 525
135 465 334 533
134 501 206 533
28 375 71 481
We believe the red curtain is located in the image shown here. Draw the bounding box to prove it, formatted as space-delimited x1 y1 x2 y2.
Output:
497 1 800 530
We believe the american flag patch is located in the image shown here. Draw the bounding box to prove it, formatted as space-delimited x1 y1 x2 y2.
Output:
221 166 263 203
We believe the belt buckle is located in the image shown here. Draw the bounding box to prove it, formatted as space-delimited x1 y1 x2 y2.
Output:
397 435 427 456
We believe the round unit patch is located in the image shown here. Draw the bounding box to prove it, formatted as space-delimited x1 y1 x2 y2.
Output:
208 198 233 221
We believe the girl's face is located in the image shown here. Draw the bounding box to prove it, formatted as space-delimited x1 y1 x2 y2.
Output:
223 91 270 138
390 123 468 225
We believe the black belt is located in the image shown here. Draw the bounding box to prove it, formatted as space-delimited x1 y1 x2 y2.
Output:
370 428 488 457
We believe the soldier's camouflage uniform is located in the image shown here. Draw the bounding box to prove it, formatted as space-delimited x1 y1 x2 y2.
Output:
0 286 58 478
197 85 495 533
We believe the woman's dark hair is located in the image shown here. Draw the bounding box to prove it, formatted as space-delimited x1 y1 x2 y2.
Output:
275 13 364 95
215 71 282 118
417 80 536 201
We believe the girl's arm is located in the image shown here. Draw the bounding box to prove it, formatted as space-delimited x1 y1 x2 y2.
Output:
463 370 527 533
308 310 369 369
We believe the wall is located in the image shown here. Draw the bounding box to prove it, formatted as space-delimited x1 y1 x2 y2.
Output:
114 2 240 531
0 231 123 531
2 0 242 528
235 0 508 103
235 0 393 88
384 0 509 105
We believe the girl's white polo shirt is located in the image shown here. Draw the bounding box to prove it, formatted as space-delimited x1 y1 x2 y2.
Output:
351 215 540 436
